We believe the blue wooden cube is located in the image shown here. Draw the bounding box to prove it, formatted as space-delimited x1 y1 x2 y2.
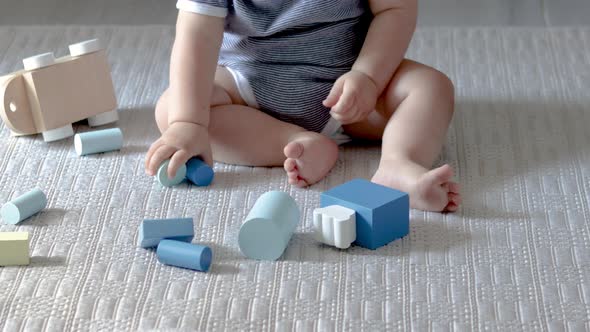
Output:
321 179 409 250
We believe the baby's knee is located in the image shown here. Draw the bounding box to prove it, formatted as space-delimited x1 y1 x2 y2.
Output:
423 68 454 103
155 89 170 133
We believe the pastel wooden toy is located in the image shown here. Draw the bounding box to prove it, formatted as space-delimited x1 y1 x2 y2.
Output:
1 188 47 225
137 218 194 248
75 128 123 156
238 191 300 261
321 179 409 250
157 240 212 272
186 157 214 186
157 160 187 187
0 232 30 266
0 38 118 142
313 205 356 249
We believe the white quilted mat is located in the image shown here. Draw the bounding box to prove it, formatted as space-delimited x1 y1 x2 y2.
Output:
0 26 589 331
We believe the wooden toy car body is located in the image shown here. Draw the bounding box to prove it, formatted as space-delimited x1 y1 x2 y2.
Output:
0 39 118 142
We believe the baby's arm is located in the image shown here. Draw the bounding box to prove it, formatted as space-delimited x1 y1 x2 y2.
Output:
324 0 417 123
168 10 223 126
145 11 224 176
354 0 417 92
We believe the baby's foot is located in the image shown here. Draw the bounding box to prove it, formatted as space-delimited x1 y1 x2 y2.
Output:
283 132 338 187
372 161 461 212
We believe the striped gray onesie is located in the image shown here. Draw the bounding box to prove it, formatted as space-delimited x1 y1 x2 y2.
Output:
176 0 371 133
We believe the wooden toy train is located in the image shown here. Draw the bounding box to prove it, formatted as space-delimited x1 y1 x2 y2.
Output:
0 39 118 142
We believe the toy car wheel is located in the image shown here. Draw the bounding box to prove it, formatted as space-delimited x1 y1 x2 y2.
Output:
22 52 56 71
87 110 119 127
42 124 74 142
69 39 102 57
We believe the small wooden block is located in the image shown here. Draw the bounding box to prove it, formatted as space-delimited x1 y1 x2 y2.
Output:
138 218 194 248
321 179 409 250
238 191 300 261
157 240 212 272
313 205 356 249
0 232 30 266
157 160 187 187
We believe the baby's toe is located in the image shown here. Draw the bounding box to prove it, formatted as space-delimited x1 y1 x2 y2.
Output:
288 171 300 183
445 202 459 212
449 192 462 205
294 178 309 188
283 141 304 159
284 158 298 172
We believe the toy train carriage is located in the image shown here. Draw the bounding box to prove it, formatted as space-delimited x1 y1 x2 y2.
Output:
0 39 118 142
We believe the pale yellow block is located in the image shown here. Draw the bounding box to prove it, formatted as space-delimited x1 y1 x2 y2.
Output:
0 232 30 266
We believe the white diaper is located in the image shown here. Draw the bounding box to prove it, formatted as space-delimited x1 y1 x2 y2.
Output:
320 118 353 145
226 66 353 146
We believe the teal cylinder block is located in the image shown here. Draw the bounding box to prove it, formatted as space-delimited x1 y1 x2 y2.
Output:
75 128 123 156
238 191 300 261
1 188 47 224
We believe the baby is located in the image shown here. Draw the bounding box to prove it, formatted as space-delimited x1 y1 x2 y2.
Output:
145 0 461 212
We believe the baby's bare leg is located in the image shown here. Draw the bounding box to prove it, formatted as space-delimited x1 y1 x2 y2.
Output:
344 60 461 212
155 67 338 184
210 103 339 188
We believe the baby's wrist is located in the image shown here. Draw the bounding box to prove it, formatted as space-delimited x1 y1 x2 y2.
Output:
168 93 211 129
350 69 378 88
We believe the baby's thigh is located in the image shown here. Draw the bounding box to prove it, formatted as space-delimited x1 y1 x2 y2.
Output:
378 60 454 116
213 66 246 106
343 59 453 140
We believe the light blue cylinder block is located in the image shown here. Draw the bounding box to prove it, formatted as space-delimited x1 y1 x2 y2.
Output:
1 188 47 224
157 160 187 187
238 191 300 261
157 240 212 272
74 128 123 156
186 158 214 186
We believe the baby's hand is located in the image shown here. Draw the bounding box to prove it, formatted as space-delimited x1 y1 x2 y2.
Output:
323 70 379 125
145 121 213 178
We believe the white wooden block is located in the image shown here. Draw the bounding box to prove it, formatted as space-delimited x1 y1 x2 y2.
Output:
42 124 74 142
69 39 102 56
23 52 56 71
0 232 30 266
313 205 356 249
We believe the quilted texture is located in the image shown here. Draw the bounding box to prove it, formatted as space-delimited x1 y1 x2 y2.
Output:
0 26 589 331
